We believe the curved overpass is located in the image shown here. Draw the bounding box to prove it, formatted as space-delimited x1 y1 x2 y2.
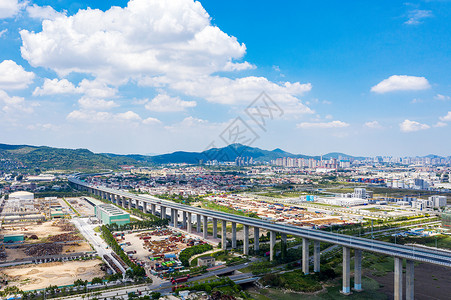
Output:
69 176 451 299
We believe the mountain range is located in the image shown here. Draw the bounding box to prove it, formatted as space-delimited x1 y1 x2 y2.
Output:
0 142 446 171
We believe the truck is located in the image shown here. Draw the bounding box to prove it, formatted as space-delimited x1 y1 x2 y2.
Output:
170 274 190 284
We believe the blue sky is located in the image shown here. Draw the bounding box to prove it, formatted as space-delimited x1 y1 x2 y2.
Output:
0 0 450 156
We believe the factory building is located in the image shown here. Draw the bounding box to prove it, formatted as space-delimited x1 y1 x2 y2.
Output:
9 191 34 201
95 204 130 226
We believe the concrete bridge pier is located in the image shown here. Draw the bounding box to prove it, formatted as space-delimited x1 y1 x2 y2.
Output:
231 222 237 248
269 231 276 261
202 215 208 239
173 209 178 227
394 257 403 300
151 203 156 215
187 212 192 233
243 225 249 255
182 211 187 228
196 214 201 232
406 260 414 300
127 198 132 210
342 246 351 295
143 202 147 214
160 206 166 219
212 218 218 239
281 233 287 259
354 249 363 291
221 220 227 250
303 238 310 275
254 227 260 251
313 240 320 272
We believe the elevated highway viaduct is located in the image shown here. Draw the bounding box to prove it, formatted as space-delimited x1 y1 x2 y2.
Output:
69 176 451 299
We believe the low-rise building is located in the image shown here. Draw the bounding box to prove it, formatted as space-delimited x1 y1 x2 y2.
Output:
198 256 215 267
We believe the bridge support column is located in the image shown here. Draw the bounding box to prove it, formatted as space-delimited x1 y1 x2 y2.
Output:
196 214 201 233
269 231 276 261
221 220 227 250
314 240 320 272
354 249 363 291
182 211 187 228
160 206 166 219
342 246 351 295
254 227 260 252
243 225 249 255
128 198 132 210
303 238 310 275
187 212 192 233
406 260 414 300
212 218 218 239
231 222 237 248
121 197 126 208
281 233 287 259
143 202 147 214
151 204 156 215
394 257 403 300
173 209 178 227
203 215 208 239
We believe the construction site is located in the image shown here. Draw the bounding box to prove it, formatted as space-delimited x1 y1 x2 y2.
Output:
118 228 205 276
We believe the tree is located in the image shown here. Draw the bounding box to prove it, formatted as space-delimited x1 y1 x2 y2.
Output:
151 292 161 299
91 277 103 285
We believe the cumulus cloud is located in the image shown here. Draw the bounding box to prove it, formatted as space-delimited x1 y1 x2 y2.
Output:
33 78 117 98
143 117 162 125
364 120 383 129
434 122 447 128
296 120 349 129
67 110 142 123
145 94 196 112
435 94 450 101
0 60 35 90
33 78 77 96
399 119 430 132
78 97 118 110
371 75 430 93
405 9 433 25
20 0 251 83
0 0 25 19
26 4 65 20
0 89 33 113
0 29 7 38
439 111 451 122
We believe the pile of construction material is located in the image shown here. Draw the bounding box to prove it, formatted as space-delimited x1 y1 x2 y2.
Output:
48 233 80 242
25 243 63 256
53 220 75 232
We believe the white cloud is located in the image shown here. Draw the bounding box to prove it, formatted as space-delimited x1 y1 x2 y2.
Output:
33 78 117 98
364 120 383 129
67 110 142 123
162 75 313 114
20 0 251 83
435 94 450 101
439 111 451 122
78 97 118 110
297 120 349 129
143 117 162 125
0 60 35 90
371 75 430 93
0 0 25 19
26 4 65 20
33 78 77 96
434 122 447 128
145 94 196 112
0 29 7 38
405 10 433 25
0 89 33 113
399 119 430 132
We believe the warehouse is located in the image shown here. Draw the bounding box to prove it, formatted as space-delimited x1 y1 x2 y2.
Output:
95 204 130 225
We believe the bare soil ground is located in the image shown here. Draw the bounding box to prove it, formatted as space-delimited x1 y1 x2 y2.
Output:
0 259 105 291
0 221 71 239
367 263 451 300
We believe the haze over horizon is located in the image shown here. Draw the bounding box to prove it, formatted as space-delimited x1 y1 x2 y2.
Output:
1 0 450 156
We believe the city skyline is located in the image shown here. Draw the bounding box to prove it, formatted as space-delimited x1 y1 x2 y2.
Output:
0 0 451 156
